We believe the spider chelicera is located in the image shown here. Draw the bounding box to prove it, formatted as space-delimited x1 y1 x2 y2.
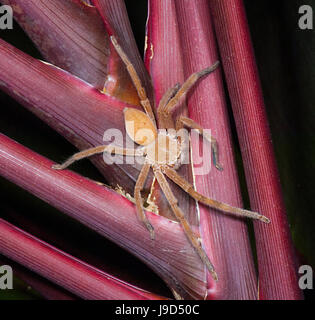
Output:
52 36 270 280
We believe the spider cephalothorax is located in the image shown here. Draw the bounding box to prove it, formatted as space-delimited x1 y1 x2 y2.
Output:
145 133 181 167
124 107 182 167
52 36 270 280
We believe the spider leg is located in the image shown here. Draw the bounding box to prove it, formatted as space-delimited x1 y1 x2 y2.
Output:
153 165 218 280
157 83 181 129
162 166 270 224
52 145 146 170
163 61 220 115
176 116 223 171
158 83 181 110
134 163 155 240
110 36 156 126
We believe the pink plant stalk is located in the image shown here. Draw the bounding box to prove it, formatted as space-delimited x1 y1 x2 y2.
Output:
146 0 257 300
209 0 303 299
0 255 76 299
0 218 164 300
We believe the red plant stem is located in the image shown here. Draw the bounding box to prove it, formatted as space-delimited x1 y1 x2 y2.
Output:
0 133 206 299
175 0 257 300
0 37 142 196
209 0 303 299
0 255 77 300
1 0 111 90
0 218 162 300
146 0 257 299
145 0 202 237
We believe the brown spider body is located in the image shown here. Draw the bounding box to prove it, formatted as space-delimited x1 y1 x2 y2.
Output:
125 108 181 167
52 36 270 282
145 133 181 167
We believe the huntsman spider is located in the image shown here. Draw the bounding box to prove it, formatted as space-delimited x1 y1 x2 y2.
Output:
52 36 270 280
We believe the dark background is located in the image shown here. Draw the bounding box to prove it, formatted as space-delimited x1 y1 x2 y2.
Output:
0 0 314 299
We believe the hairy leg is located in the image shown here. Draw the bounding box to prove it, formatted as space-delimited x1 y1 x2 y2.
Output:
134 163 155 240
153 165 218 280
163 166 270 223
176 116 223 171
134 164 154 240
52 145 146 170
163 62 219 115
111 36 156 126
157 83 181 129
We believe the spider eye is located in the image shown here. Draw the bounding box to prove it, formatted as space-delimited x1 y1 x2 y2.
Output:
124 108 157 145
